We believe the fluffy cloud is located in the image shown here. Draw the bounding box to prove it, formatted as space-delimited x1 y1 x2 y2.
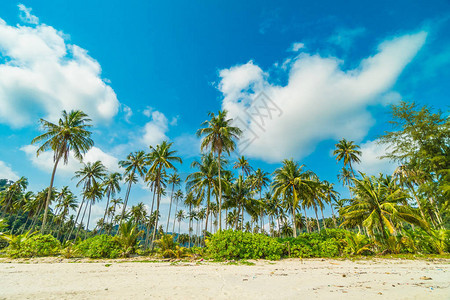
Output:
0 11 119 128
0 160 19 181
289 42 305 52
141 110 169 146
21 145 121 176
18 4 39 25
357 140 397 176
218 31 427 162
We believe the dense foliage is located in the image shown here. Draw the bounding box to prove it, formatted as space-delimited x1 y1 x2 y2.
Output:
0 102 449 260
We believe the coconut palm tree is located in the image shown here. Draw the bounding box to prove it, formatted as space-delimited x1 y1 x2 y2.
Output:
197 110 242 231
333 138 362 177
175 209 185 239
130 202 148 227
100 172 122 234
233 156 252 178
147 141 182 246
31 110 93 232
341 174 427 239
249 168 270 230
166 173 180 233
71 161 106 240
322 181 340 228
272 159 315 237
186 153 220 233
172 190 183 233
119 151 148 223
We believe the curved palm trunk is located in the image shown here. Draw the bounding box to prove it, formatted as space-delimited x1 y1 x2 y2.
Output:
75 200 89 241
66 198 85 241
41 156 60 233
188 204 192 248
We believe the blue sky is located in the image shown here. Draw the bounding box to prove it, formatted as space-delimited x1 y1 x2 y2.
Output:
0 1 449 230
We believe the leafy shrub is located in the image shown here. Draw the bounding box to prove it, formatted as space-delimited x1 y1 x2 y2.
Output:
279 229 349 258
206 230 284 260
76 235 121 258
4 234 60 258
155 234 189 258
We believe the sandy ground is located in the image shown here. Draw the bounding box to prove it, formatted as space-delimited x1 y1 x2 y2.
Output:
0 258 449 299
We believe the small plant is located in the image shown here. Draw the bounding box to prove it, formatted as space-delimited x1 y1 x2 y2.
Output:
155 234 190 258
3 233 60 258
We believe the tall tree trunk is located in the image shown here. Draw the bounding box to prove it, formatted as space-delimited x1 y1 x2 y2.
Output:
151 177 162 249
166 182 176 232
303 207 310 233
330 204 337 228
217 152 223 231
75 200 89 241
85 200 93 239
120 171 135 225
172 195 179 234
66 197 85 241
100 191 111 235
144 185 157 248
41 156 60 233
320 207 327 230
292 205 297 238
204 185 211 233
188 204 192 248
314 206 321 232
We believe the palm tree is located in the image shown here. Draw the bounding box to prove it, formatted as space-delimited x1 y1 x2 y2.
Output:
233 156 252 178
250 168 270 230
31 110 93 232
172 190 183 233
119 151 148 223
197 110 242 231
71 161 106 240
130 202 148 227
323 181 340 228
333 138 362 177
341 174 427 239
272 159 315 237
100 172 122 234
186 153 219 233
184 192 196 247
147 141 182 247
175 209 185 239
166 173 180 233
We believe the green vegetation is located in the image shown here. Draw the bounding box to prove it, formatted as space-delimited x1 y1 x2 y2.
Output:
0 101 448 260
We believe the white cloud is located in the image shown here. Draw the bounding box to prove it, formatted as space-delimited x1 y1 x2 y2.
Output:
0 11 119 128
218 31 427 162
122 105 133 123
357 140 397 176
18 4 39 25
289 42 305 52
140 110 169 146
328 27 366 50
21 145 121 176
0 160 19 180
173 134 201 158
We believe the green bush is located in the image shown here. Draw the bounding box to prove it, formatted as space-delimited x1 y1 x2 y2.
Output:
76 235 122 258
206 230 284 260
6 234 61 258
279 229 349 258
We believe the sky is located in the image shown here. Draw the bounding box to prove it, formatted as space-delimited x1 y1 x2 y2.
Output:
0 1 449 231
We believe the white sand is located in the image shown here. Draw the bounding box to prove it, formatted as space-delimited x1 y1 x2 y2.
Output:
0 258 448 299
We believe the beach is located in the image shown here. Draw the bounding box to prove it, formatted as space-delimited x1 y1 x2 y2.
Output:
0 258 448 299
